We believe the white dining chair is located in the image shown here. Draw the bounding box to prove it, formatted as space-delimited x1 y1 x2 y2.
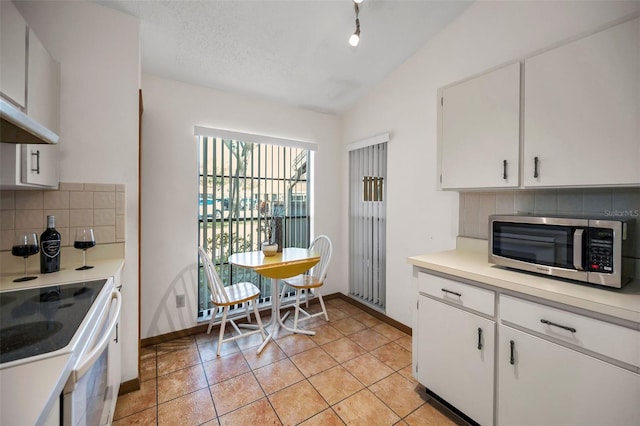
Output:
280 235 332 332
198 247 268 356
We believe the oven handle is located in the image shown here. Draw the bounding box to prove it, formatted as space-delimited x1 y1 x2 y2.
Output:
71 290 121 383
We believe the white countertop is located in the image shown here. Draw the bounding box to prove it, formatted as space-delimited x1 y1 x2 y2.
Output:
0 257 124 425
408 240 640 326
0 258 125 291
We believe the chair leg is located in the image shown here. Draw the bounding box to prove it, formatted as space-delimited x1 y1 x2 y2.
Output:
317 289 329 321
293 289 301 330
207 306 219 334
245 302 251 322
217 306 229 357
251 300 266 339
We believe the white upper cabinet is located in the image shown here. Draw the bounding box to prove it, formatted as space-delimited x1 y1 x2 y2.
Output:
523 17 640 187
1 1 28 108
27 28 60 134
0 143 58 188
440 62 521 189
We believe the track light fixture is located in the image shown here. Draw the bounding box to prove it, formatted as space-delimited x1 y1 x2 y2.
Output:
349 0 361 47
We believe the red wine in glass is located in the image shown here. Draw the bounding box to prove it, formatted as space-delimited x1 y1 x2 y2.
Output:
12 244 39 257
74 228 96 270
74 240 96 250
12 233 39 282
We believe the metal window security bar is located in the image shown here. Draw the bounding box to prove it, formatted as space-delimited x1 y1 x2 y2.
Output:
348 133 388 311
195 126 317 320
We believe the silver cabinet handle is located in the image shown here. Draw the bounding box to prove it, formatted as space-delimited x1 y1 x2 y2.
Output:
31 150 40 174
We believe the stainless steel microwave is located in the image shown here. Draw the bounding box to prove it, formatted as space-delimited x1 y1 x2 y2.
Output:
489 215 635 288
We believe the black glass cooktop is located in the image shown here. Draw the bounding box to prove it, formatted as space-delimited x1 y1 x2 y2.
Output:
0 279 107 364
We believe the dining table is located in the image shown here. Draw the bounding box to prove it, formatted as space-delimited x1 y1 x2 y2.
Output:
228 247 320 353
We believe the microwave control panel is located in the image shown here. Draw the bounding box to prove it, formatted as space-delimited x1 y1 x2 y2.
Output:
587 228 614 273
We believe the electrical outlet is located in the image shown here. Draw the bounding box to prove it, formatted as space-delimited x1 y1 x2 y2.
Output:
176 294 185 308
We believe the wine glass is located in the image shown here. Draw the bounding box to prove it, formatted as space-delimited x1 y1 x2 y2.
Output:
74 228 96 270
11 233 39 282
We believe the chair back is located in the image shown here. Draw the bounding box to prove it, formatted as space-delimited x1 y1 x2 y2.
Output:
308 235 332 282
198 246 229 305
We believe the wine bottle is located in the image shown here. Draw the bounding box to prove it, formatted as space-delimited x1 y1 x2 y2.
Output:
40 215 61 273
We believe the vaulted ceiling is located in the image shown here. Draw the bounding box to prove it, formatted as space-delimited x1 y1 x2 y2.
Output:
96 0 472 114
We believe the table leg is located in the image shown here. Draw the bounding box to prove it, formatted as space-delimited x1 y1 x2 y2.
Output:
275 279 316 336
257 278 319 354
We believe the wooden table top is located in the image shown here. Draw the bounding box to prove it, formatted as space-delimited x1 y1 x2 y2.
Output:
229 247 320 279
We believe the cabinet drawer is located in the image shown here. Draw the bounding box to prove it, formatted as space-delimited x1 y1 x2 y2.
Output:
418 272 495 316
500 294 640 368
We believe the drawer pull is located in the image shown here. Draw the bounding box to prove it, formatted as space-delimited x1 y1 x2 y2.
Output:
540 319 576 333
509 340 515 365
441 288 461 297
477 328 483 350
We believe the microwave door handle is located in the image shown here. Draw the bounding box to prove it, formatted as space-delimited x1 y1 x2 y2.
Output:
70 290 122 384
573 229 584 270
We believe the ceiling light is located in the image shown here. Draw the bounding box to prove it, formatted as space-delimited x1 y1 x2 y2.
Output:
349 1 361 47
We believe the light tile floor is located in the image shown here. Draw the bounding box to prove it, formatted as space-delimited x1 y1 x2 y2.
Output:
113 298 461 425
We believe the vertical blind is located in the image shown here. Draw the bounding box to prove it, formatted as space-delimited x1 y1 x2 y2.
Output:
196 127 315 318
348 140 387 310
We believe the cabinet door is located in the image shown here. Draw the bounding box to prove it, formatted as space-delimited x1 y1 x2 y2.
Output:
20 144 58 187
523 17 640 187
440 62 520 189
418 295 495 426
0 1 27 107
498 325 640 426
27 28 59 134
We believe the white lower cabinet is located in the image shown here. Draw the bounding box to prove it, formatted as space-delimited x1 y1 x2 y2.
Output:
418 292 495 426
415 271 640 426
498 325 640 426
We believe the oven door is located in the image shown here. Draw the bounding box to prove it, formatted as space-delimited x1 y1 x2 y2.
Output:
63 290 121 426
489 215 589 282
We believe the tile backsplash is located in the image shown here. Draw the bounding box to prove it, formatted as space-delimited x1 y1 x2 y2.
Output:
0 182 125 251
459 188 640 258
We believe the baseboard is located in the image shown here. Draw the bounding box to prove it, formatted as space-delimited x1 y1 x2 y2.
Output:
118 377 140 396
142 323 210 347
141 292 412 347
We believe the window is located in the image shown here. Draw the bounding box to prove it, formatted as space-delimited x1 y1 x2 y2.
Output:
196 128 314 319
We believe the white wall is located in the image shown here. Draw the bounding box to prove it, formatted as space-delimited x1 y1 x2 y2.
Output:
140 75 342 339
16 1 140 382
341 0 640 327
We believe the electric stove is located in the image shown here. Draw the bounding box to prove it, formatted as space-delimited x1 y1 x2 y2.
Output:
0 279 107 364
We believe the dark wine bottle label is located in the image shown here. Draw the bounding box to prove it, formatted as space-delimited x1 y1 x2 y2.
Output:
41 239 61 258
